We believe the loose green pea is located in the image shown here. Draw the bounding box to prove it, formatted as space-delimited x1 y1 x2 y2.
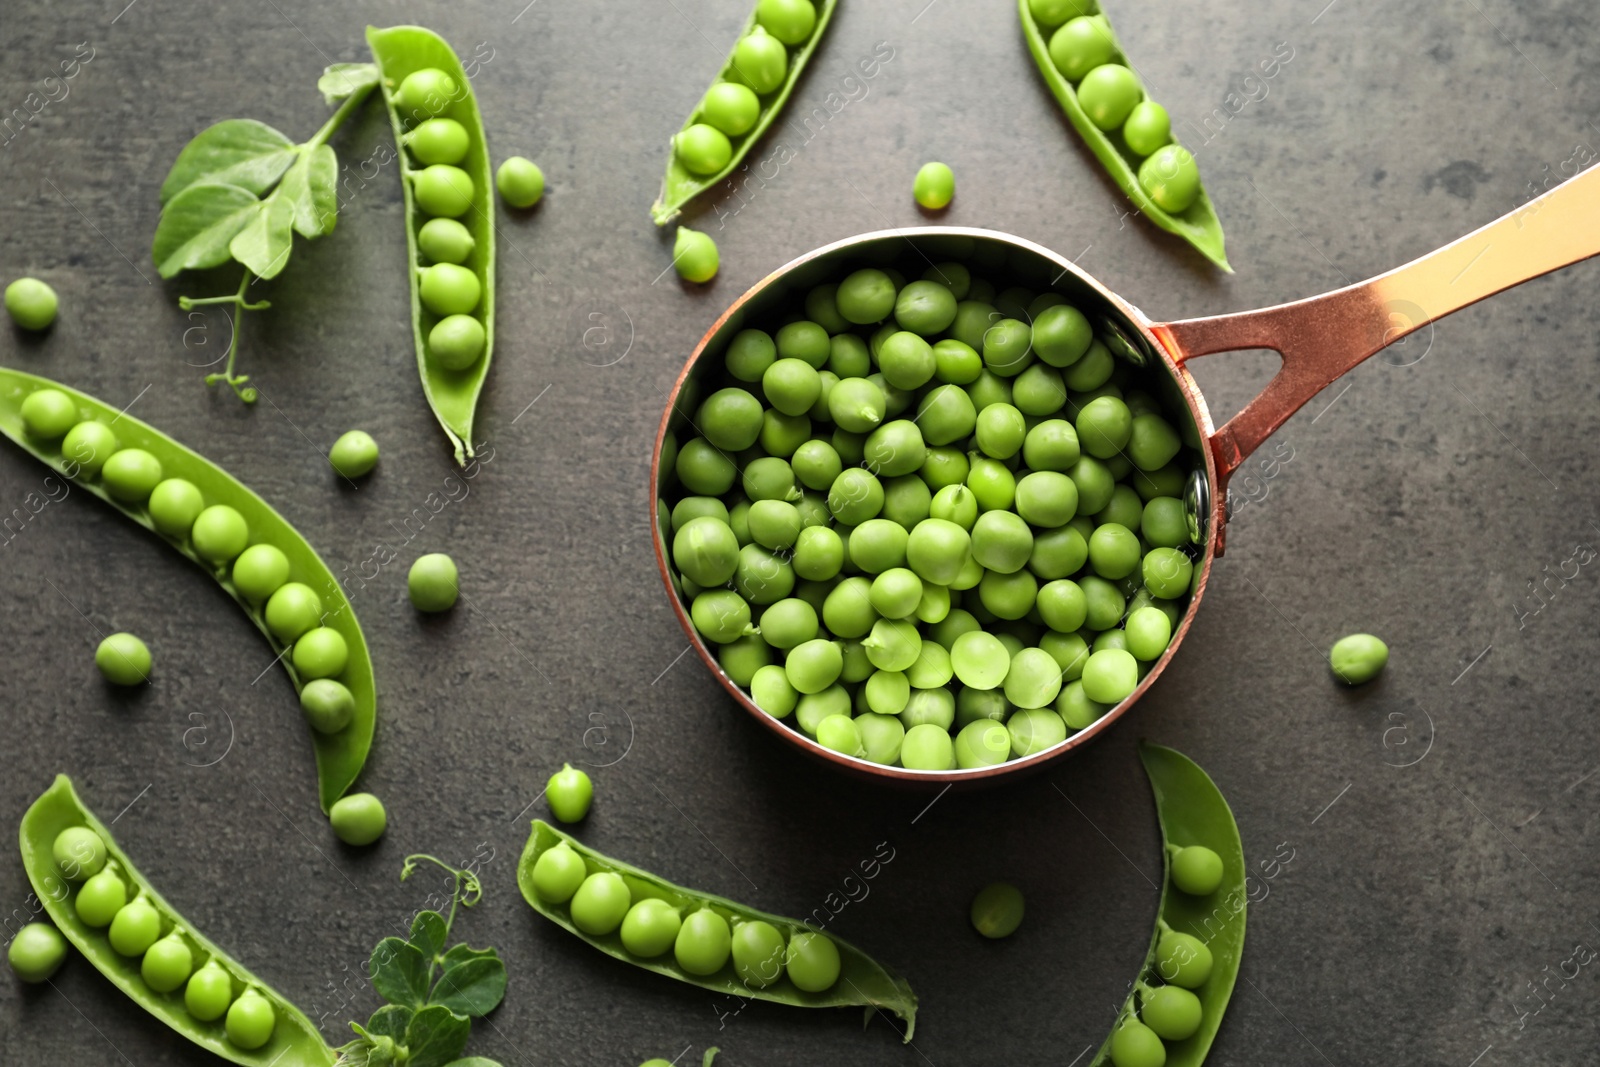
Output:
785 638 843 694
731 28 788 94
901 722 956 770
676 438 737 495
5 277 58 330
1077 63 1142 131
530 842 588 903
620 898 683 958
1123 100 1171 157
61 420 117 476
1109 1020 1167 1067
1330 633 1388 684
417 217 476 264
496 156 545 208
20 389 77 439
225 989 276 1050
184 961 235 1021
1142 547 1193 599
419 263 481 315
75 867 126 927
191 504 249 564
329 793 387 846
409 552 460 612
982 318 1034 377
428 315 487 370
300 678 355 734
749 663 798 718
835 268 897 325
141 931 194 993
395 68 459 120
674 226 719 283
970 881 1024 938
1142 984 1202 1041
8 923 67 983
148 478 204 538
95 632 151 686
1139 144 1201 214
413 164 475 217
1127 414 1181 472
756 0 817 44
53 826 107 880
816 713 866 757
1171 845 1223 895
547 763 594 823
954 719 1011 768
1082 648 1139 704
1008 707 1068 757
292 627 347 680
406 117 470 165
913 162 955 210
676 123 733 176
265 582 323 643
107 897 161 956
675 908 732 975
784 930 840 991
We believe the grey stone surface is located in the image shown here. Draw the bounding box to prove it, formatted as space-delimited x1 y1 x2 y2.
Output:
1 1 1597 1065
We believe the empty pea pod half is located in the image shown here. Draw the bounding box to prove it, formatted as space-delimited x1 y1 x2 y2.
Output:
367 25 496 466
20 775 335 1066
1093 744 1245 1067
518 820 918 1041
650 0 839 225
1018 0 1231 271
0 368 375 813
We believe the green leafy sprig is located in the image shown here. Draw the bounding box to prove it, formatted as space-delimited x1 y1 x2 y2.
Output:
334 854 508 1067
151 63 380 402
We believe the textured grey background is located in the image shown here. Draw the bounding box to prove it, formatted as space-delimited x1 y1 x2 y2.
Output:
1 1 1597 1065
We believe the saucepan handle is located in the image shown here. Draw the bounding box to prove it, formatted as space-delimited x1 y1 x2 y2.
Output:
1150 163 1600 489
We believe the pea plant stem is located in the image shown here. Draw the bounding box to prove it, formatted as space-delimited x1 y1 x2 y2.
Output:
306 82 377 151
401 853 482 986
180 269 269 404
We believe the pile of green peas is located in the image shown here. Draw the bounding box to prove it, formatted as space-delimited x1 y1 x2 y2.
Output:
673 0 822 178
660 249 1201 771
17 387 363 743
528 840 843 992
50 825 278 1050
396 66 489 373
1028 0 1201 214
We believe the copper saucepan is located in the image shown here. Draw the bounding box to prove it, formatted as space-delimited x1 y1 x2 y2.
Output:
651 165 1600 787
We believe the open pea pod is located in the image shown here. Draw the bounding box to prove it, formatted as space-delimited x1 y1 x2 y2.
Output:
1018 1 1231 271
0 368 375 812
517 820 917 1041
19 775 336 1067
1091 743 1246 1066
367 25 496 466
650 0 839 226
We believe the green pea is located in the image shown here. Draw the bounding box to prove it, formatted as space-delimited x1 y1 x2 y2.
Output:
1008 707 1068 757
784 929 840 991
53 826 107 880
931 339 982 386
864 669 911 714
675 908 732 975
1139 144 1201 214
323 431 380 482
108 896 161 956
749 663 798 718
757 358 819 418
954 719 1011 768
789 527 842 584
1031 306 1092 370
821 577 876 638
795 685 850 736
853 712 903 765
1011 363 1067 417
1126 414 1181 472
184 960 235 1021
406 117 470 165
862 420 926 480
417 217 476 264
674 226 720 283
744 500 798 551
900 687 955 731
1089 523 1141 579
974 402 1025 459
225 989 276 1050
328 793 387 846
675 123 733 176
733 543 795 604
971 510 1033 574
877 332 936 391
978 568 1037 620
231 543 290 604
676 438 737 495
966 455 1016 511
395 67 459 120
191 504 249 564
300 678 355 734
912 161 955 210
101 448 162 503
1142 547 1193 599
835 268 897 325
729 919 787 989
1069 455 1116 514
1096 485 1144 530
1125 606 1173 662
1015 471 1078 529
756 0 816 43
428 315 487 370
265 582 323 643
674 516 740 587
1170 845 1223 896
496 156 545 208
413 164 475 217
148 478 204 538
862 618 921 672
981 318 1033 377
292 627 348 680
672 496 731 532
409 552 460 611
1076 396 1133 459
538 763 592 825
827 377 888 432
1330 632 1388 684
1082 648 1138 704
530 842 588 903
5 277 58 330
1001 647 1062 709
700 81 761 137
8 923 67 983
731 28 788 94
61 420 118 476
950 630 1010 690
865 567 922 620
759 598 819 649
1156 929 1213 988
1141 984 1202 1041
825 332 869 378
1048 16 1116 81
815 713 866 757
929 484 978 531
1078 63 1142 131
20 388 77 439
141 931 194 993
1029 0 1095 28
75 867 126 927
785 638 843 694
419 263 481 315
955 687 1010 728
970 881 1025 938
1109 1020 1166 1067
1122 100 1171 157
620 898 683 958
95 632 151 686
691 591 751 645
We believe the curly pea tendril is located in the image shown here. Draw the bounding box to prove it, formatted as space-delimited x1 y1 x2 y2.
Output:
178 270 272 403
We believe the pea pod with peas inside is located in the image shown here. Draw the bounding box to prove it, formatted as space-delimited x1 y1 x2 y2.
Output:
19 775 336 1066
518 820 918 1040
650 0 839 226
1018 0 1231 271
0 368 375 813
367 25 497 466
1092 744 1245 1067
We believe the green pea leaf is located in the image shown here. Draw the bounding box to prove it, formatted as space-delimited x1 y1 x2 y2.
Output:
409 910 448 961
319 62 380 105
438 943 498 969
151 182 263 278
364 1004 413 1044
159 118 296 204
228 180 296 279
292 143 340 238
403 1005 471 1067
429 955 506 1018
369 936 429 1008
